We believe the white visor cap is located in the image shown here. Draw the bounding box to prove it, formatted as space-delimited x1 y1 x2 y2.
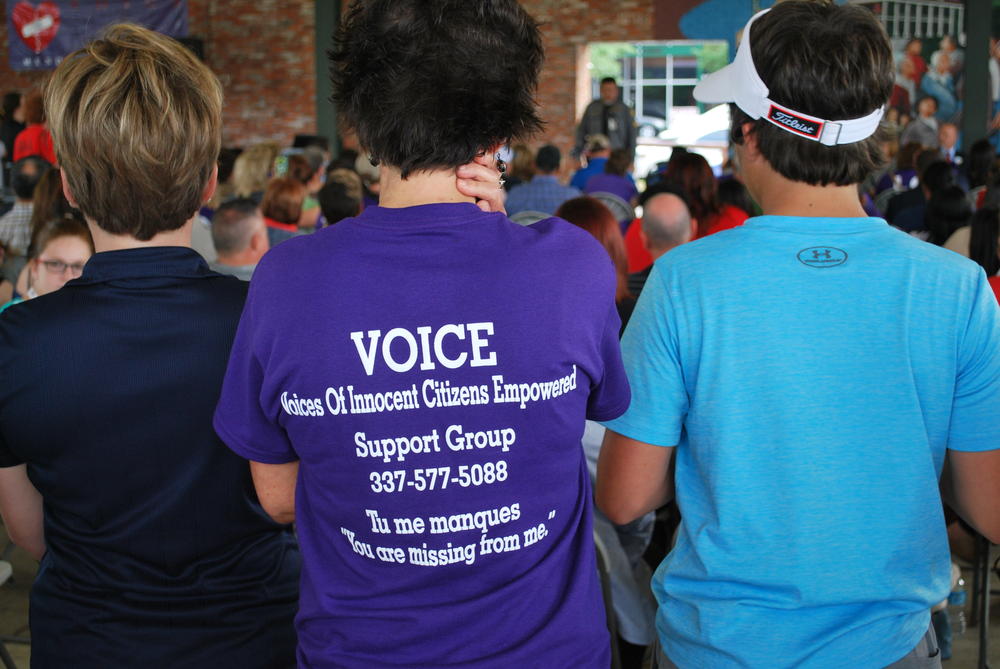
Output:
693 8 884 146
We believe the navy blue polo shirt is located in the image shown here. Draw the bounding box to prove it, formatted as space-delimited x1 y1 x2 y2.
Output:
0 247 299 669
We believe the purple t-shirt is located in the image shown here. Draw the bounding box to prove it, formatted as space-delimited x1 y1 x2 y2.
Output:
584 173 638 205
214 202 630 668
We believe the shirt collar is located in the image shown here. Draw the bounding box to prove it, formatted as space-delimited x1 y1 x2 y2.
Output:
72 246 216 285
743 215 887 235
264 217 298 232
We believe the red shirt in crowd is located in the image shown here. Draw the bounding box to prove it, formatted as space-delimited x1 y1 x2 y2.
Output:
13 124 57 164
907 53 927 87
698 203 749 239
624 218 651 273
264 217 298 233
989 276 1000 305
624 203 750 273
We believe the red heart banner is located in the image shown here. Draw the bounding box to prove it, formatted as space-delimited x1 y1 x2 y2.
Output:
11 2 61 54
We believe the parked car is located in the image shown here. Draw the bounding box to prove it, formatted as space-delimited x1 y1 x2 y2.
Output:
636 114 667 138
657 103 730 147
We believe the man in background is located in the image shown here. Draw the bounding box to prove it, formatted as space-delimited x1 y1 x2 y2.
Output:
627 191 695 298
598 2 1000 667
0 155 49 282
574 77 636 162
209 198 269 281
938 122 960 165
900 96 940 149
571 134 613 191
505 144 580 217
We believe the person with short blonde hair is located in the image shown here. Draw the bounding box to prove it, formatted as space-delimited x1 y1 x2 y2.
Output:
0 24 300 669
231 141 280 202
45 28 222 240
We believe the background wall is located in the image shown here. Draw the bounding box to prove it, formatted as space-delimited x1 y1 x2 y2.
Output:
188 0 316 146
1 0 317 148
523 0 656 160
0 0 720 156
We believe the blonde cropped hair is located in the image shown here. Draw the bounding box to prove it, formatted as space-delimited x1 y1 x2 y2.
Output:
232 142 280 198
45 24 222 240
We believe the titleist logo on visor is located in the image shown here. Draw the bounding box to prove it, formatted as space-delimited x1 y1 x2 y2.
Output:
767 106 823 139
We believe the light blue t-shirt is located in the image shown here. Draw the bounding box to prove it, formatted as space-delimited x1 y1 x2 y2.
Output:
604 215 1000 668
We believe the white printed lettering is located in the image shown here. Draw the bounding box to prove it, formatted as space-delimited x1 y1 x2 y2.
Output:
467 322 497 368
433 324 467 369
351 329 382 376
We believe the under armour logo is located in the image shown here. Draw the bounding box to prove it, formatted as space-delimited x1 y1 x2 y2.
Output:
797 246 848 268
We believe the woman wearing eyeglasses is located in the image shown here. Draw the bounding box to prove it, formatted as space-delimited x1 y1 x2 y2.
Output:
0 218 93 313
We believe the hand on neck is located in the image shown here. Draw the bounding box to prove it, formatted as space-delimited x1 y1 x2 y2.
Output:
378 165 477 209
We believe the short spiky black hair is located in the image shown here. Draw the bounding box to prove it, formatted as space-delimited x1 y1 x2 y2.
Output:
330 0 544 178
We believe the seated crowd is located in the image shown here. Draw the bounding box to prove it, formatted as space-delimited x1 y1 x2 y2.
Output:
0 2 997 668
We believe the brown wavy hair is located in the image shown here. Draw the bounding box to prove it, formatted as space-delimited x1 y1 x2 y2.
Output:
261 178 307 225
556 197 631 303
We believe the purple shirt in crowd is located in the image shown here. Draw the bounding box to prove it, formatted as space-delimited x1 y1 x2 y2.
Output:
214 202 630 668
584 172 639 205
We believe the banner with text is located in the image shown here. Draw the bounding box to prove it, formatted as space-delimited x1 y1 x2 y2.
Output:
7 0 187 71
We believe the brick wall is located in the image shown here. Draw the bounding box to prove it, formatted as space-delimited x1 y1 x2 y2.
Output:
1 1 674 155
0 0 316 149
522 0 656 166
188 0 316 147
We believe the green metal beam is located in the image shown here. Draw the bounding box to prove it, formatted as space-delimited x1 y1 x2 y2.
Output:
314 0 340 156
963 0 990 147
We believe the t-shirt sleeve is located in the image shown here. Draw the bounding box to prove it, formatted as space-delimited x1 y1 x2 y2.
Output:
0 432 23 468
586 296 631 422
601 266 687 447
0 321 24 468
948 271 1000 452
213 282 298 464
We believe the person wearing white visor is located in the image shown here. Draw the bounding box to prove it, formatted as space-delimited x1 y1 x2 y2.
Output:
694 9 884 147
597 2 1000 669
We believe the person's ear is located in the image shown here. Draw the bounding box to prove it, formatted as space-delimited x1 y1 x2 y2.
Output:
60 169 79 209
252 221 270 253
202 164 219 205
737 123 761 161
689 217 699 240
27 257 40 287
472 143 507 171
638 226 650 251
